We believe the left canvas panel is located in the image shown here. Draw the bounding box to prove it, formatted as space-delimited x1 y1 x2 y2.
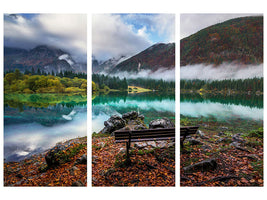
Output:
3 14 87 186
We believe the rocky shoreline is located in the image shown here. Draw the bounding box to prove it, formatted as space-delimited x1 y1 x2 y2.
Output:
4 137 87 186
180 122 263 186
99 111 175 135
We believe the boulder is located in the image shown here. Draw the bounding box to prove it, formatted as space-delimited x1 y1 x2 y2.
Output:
232 133 246 143
149 117 174 129
100 115 126 134
100 112 148 134
183 158 217 173
187 138 203 145
45 144 67 168
122 111 139 122
75 154 87 165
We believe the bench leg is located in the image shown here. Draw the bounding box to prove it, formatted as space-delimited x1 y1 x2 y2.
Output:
180 135 186 150
125 141 131 165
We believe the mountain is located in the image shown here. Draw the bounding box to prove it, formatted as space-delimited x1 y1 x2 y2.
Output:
110 43 175 74
92 55 128 73
93 43 175 74
4 45 86 73
180 16 263 66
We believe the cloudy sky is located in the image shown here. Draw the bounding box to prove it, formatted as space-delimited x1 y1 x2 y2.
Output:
180 13 262 39
92 13 175 61
4 14 87 62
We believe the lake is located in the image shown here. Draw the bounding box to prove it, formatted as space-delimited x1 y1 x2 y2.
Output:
92 92 175 133
4 94 87 162
180 93 263 130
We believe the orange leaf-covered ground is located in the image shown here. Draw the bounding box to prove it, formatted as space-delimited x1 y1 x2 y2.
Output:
4 137 87 187
180 127 263 187
92 136 175 186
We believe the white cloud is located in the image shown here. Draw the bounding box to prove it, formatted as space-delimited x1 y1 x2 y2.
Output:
152 14 175 42
4 14 87 62
92 14 151 61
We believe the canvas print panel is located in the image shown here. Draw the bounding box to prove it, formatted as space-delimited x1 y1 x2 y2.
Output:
180 14 263 186
92 13 175 186
4 14 87 186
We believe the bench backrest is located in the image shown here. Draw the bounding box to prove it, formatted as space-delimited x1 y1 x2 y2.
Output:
180 126 199 136
114 128 175 143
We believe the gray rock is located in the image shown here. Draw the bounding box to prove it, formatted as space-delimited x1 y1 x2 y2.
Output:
70 166 79 175
187 138 203 145
75 154 87 165
134 142 148 149
92 155 98 164
45 144 67 168
100 112 147 134
201 145 212 151
183 158 217 173
149 118 174 129
216 137 232 144
218 132 225 136
230 141 241 147
72 180 84 186
101 115 126 134
197 130 209 139
138 115 145 121
232 133 246 143
220 126 229 131
147 141 157 148
122 111 139 122
156 141 168 148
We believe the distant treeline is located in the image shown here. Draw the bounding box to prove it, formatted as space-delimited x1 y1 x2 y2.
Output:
181 78 263 92
4 69 87 94
92 74 128 92
128 78 175 91
4 68 87 79
92 74 175 92
181 93 263 109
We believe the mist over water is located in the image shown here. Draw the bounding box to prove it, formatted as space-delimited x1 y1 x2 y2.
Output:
4 106 87 162
181 101 263 121
180 63 263 80
103 68 175 81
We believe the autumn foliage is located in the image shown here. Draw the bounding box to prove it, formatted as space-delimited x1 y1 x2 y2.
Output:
4 137 87 186
180 126 263 186
92 136 175 186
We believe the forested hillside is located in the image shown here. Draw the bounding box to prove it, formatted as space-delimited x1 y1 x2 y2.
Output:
181 16 263 66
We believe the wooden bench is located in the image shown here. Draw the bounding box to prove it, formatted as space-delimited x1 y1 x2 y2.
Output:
114 128 175 163
180 126 199 149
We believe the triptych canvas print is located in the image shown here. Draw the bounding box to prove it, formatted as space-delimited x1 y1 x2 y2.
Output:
2 13 263 187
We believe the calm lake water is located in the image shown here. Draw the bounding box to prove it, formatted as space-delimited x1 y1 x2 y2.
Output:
4 94 87 162
180 93 263 128
92 92 175 133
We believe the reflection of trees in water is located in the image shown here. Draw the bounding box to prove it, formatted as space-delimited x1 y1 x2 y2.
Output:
4 94 87 111
92 91 175 105
92 92 175 127
4 102 87 127
181 93 263 109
